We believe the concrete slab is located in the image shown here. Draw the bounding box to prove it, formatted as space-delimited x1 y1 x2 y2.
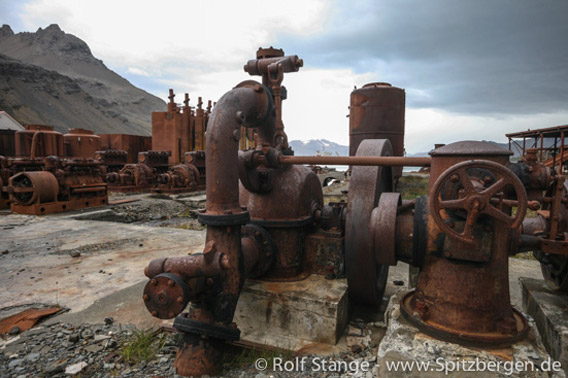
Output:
378 291 564 377
0 214 205 314
234 275 349 352
521 277 568 372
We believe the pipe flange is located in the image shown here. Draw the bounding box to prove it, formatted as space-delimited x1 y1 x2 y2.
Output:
242 223 276 278
198 210 250 226
143 273 190 319
173 314 241 341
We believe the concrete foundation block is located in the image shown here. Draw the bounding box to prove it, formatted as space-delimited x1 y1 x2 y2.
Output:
521 277 568 372
378 290 563 377
234 275 348 351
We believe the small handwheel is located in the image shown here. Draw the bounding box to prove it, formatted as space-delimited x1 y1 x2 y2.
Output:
430 160 527 244
345 139 393 306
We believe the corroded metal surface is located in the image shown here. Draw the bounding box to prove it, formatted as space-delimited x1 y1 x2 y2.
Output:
402 140 529 347
349 82 405 177
345 139 393 306
63 128 101 159
15 125 64 158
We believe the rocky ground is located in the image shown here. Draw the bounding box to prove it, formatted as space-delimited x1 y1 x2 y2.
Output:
0 318 382 378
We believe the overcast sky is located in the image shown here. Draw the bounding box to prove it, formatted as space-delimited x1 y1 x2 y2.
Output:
1 0 567 153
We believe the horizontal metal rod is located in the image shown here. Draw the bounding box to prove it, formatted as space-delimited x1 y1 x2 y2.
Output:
279 155 431 167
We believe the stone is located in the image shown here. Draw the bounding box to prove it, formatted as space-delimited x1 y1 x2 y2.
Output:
377 291 561 377
234 275 349 351
348 325 364 336
68 334 79 342
9 326 20 335
70 251 81 258
8 359 23 369
93 334 111 342
521 277 568 371
25 352 41 362
104 317 114 325
65 361 88 375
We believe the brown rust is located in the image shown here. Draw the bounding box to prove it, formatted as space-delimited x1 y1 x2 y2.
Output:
401 141 529 347
63 128 101 159
349 82 405 178
279 155 430 167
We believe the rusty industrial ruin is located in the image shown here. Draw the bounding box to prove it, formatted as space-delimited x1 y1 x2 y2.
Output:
1 45 567 377
137 47 568 376
0 90 218 214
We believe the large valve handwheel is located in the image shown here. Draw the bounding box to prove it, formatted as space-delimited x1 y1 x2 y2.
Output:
430 160 527 244
345 139 393 306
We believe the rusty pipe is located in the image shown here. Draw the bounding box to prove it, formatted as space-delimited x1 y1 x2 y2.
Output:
205 82 274 213
29 131 43 160
279 155 431 167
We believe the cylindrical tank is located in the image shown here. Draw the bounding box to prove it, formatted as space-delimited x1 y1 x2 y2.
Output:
64 128 101 159
15 125 64 158
349 82 405 176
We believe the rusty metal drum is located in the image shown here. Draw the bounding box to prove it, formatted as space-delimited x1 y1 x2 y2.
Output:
349 82 405 177
64 128 101 159
15 125 64 158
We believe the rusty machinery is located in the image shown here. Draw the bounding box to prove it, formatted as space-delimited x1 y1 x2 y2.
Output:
105 150 170 192
2 125 108 214
142 48 568 376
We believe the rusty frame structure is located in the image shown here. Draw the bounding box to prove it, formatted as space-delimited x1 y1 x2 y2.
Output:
507 124 568 173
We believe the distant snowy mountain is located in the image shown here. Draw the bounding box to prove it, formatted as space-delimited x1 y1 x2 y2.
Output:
289 139 349 156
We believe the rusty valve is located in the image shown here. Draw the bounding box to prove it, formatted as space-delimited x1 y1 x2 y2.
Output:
430 160 528 244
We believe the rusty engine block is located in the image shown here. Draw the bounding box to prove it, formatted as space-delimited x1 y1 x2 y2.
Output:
1 125 108 214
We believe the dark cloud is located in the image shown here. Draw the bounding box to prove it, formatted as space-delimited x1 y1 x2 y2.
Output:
278 0 568 115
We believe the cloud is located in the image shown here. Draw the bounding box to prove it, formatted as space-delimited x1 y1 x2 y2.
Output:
279 0 568 115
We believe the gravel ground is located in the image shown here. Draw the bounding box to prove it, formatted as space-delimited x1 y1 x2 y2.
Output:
0 319 381 378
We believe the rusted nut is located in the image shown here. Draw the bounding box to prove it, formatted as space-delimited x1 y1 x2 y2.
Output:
168 312 175 319
450 174 459 182
151 310 158 317
203 241 217 255
254 84 263 93
220 254 231 270
177 296 184 304
151 279 158 286
167 280 175 287
143 294 149 301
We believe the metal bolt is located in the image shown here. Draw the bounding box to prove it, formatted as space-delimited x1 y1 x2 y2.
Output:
167 280 175 287
220 254 231 270
151 279 158 286
143 294 149 301
168 312 175 318
254 84 263 93
151 310 158 317
450 174 459 183
177 297 184 304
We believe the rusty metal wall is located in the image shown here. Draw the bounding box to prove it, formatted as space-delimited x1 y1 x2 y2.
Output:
64 128 101 159
349 82 405 176
0 130 15 157
98 134 148 164
152 111 189 166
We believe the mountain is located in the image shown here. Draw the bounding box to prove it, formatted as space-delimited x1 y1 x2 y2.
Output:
289 139 349 156
0 24 165 135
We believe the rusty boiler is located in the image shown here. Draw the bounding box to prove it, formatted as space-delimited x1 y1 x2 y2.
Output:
349 82 405 178
63 128 101 159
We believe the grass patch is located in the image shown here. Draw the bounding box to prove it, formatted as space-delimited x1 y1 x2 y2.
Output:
397 175 429 200
120 328 167 365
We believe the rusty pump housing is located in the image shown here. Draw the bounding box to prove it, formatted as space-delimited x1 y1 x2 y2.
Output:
142 48 568 377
